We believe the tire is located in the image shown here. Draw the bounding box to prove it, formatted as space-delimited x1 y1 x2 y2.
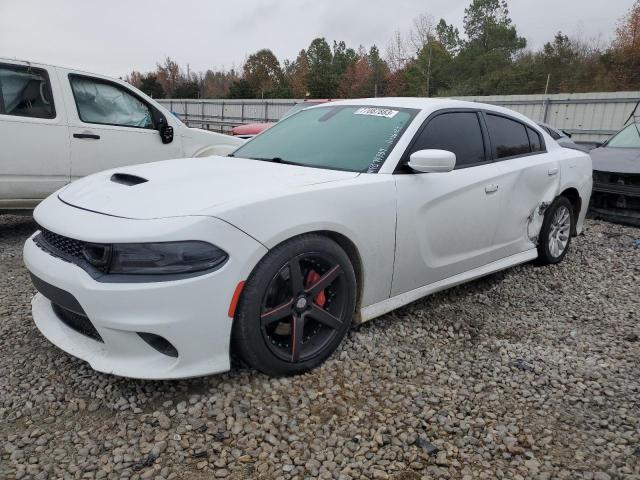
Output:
536 196 574 265
232 234 357 376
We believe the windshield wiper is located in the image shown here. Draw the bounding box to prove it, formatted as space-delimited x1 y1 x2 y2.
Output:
247 156 305 167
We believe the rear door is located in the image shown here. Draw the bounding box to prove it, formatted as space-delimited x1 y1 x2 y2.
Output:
486 113 561 256
60 69 181 180
0 62 69 208
392 110 504 296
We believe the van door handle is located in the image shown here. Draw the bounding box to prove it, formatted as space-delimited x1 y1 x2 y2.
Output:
73 133 100 140
548 167 559 176
485 184 499 194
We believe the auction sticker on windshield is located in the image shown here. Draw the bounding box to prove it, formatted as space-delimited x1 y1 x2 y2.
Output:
354 107 399 119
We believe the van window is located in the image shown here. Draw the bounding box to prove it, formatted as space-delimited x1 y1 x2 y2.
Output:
69 75 153 129
410 112 486 168
0 64 55 119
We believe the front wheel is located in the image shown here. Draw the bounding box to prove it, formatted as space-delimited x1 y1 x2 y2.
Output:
536 196 574 265
232 235 356 376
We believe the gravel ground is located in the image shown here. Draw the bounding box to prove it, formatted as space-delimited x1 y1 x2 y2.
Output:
1 215 639 480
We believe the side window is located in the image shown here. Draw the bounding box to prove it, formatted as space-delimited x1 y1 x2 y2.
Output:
0 64 55 119
69 75 153 129
411 112 486 168
527 127 544 152
486 114 531 159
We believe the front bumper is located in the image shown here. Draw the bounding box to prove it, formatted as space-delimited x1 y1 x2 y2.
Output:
24 199 267 379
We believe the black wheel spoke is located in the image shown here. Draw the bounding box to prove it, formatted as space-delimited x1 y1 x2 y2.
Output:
290 313 305 362
288 258 304 294
261 299 293 327
307 304 342 330
305 265 342 297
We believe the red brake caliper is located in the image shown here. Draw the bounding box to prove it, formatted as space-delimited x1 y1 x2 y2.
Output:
305 270 326 307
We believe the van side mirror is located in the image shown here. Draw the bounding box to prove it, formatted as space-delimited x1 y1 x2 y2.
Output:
407 149 456 173
157 116 174 144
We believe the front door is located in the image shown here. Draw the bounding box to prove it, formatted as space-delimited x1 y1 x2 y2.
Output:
62 70 181 180
392 111 504 296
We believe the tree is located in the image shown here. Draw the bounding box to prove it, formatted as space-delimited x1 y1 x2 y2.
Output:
614 0 640 51
156 57 182 97
368 45 390 96
243 49 285 98
436 19 461 56
286 50 310 98
306 38 338 98
227 79 257 99
338 48 372 98
135 74 164 98
173 80 199 99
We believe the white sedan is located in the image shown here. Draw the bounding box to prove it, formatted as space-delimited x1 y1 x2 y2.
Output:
23 98 592 379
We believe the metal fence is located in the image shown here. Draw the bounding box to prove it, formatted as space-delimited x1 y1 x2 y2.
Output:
158 92 640 142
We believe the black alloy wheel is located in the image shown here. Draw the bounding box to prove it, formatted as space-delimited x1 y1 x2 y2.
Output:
233 235 356 376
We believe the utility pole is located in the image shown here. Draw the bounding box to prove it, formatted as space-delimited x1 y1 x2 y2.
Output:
425 43 433 98
544 73 551 95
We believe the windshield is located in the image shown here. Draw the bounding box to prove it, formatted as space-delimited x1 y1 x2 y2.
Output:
281 102 325 120
606 123 640 148
232 105 418 172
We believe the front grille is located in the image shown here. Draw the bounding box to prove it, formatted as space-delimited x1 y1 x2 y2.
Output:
51 303 104 343
593 171 640 188
35 227 109 273
38 227 85 263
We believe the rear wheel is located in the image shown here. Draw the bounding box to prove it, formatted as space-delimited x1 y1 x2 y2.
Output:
536 196 574 265
232 235 356 376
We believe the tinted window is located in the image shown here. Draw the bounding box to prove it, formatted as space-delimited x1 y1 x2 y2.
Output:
70 76 153 128
527 127 543 152
411 112 486 167
0 64 55 119
233 105 418 173
486 114 531 159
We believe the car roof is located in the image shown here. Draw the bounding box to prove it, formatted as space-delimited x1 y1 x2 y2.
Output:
0 56 117 79
312 97 540 127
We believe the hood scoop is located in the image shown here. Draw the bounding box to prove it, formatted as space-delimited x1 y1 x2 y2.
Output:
110 173 148 186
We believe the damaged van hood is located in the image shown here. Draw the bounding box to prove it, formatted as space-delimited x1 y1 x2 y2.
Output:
58 156 359 219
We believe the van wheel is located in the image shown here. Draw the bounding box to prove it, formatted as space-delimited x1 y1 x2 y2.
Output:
232 235 356 376
536 196 574 265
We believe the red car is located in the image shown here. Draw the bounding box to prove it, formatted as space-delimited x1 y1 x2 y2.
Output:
232 100 331 138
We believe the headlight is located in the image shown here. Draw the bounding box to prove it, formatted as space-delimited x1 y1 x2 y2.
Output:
83 241 228 275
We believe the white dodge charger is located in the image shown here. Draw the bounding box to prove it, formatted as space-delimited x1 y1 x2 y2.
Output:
23 98 592 379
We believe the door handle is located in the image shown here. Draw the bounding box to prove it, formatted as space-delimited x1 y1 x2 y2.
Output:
73 133 100 140
485 184 499 194
548 167 559 176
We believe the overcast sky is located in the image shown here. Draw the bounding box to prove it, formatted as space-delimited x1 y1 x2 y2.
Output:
0 0 632 78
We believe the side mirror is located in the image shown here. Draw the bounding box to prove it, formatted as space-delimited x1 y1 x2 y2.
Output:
407 149 456 173
157 116 174 144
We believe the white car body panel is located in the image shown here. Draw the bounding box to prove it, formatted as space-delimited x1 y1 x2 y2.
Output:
23 97 593 378
0 58 243 210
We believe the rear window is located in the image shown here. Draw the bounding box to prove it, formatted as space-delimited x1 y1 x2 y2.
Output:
486 114 531 159
0 64 55 119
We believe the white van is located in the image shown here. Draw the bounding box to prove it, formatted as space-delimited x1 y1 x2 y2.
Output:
0 58 243 212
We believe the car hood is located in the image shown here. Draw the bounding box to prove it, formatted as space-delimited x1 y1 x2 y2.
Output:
58 156 359 219
590 147 640 174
